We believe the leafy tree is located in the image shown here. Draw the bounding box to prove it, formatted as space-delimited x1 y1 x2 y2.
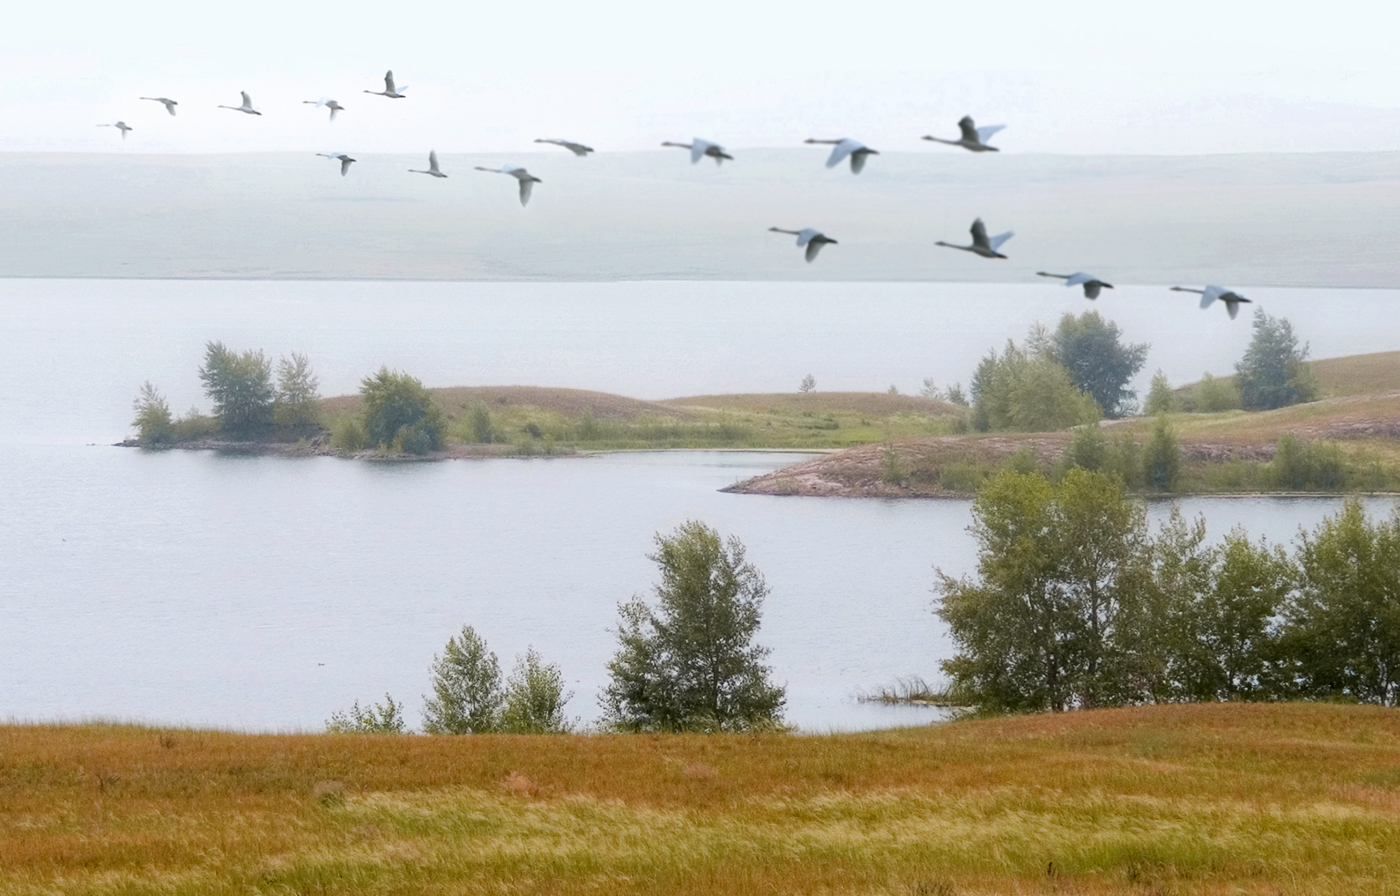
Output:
602 521 786 732
131 381 174 445
1062 423 1108 473
1142 415 1182 491
422 626 503 734
1166 527 1293 702
935 469 1151 713
274 352 321 428
326 694 407 733
943 383 969 407
1235 310 1319 410
500 648 574 733
1270 433 1310 490
970 340 1101 433
1282 500 1400 705
199 341 274 433
799 374 816 393
1048 312 1149 418
359 366 443 454
919 377 939 398
1143 370 1179 415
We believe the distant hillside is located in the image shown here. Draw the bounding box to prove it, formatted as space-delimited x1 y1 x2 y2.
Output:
660 392 958 416
3 150 1400 285
1177 350 1400 398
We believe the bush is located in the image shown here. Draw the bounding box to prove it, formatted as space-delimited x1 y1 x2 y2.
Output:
881 445 905 484
1191 374 1242 413
939 462 986 493
359 367 443 453
1143 370 1178 415
602 521 786 732
199 341 274 434
1270 433 1310 490
1142 415 1182 491
971 339 1101 432
500 648 574 733
326 694 407 734
1106 432 1144 489
465 401 494 443
329 414 368 451
422 626 503 734
131 381 174 445
1062 423 1108 473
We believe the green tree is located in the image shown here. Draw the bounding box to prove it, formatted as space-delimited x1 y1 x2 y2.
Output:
1143 370 1179 415
935 469 1151 713
199 341 274 433
1282 500 1400 705
1062 423 1108 473
326 694 407 733
500 648 574 733
274 352 321 428
970 340 1101 433
359 366 443 454
422 626 503 734
602 521 786 732
1048 312 1149 419
1142 415 1183 491
1235 310 1319 411
466 401 494 443
799 374 816 393
131 381 174 445
1189 373 1242 412
1167 528 1293 702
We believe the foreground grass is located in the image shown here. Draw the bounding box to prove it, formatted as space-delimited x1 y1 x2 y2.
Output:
5 704 1400 894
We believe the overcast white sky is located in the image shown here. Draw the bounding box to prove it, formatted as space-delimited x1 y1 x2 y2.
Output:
6 0 1400 155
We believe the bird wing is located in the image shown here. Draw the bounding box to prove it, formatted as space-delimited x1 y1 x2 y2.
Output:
1202 285 1228 308
988 230 1014 251
795 228 818 247
958 116 978 142
340 158 352 176
969 218 990 249
328 106 340 121
1225 300 1241 319
240 91 252 107
825 140 854 169
569 142 593 155
1064 272 1093 287
428 151 439 172
805 240 825 262
850 150 869 174
384 71 396 93
1084 282 1102 300
976 124 1006 143
690 139 710 164
519 178 534 206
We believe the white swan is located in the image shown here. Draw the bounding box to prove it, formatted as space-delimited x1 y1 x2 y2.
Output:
769 227 837 263
364 71 407 99
535 138 594 156
804 138 878 174
661 138 733 165
139 97 178 116
316 152 356 176
1170 285 1253 319
409 150 447 178
98 121 133 139
475 165 541 206
1037 271 1114 299
936 218 1013 259
303 98 345 121
218 92 261 115
923 116 1005 153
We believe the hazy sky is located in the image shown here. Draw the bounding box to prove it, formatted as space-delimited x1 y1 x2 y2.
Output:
6 0 1400 155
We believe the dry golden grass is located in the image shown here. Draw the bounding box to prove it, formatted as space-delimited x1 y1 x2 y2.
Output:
6 704 1400 894
323 385 695 421
660 392 960 416
1312 351 1400 397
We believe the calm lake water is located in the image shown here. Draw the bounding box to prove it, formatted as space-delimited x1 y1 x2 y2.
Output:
1 279 1397 731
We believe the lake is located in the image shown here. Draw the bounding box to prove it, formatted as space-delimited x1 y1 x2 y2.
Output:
1 279 1397 731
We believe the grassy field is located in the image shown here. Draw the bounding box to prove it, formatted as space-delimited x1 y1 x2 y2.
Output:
5 704 1400 894
322 387 964 452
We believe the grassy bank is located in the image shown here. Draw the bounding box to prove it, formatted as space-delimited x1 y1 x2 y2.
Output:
5 704 1400 894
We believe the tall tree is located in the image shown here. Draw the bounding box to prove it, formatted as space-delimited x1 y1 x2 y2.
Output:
274 352 321 428
970 340 1101 433
602 521 785 732
1235 310 1319 411
199 341 274 433
422 626 504 734
1048 312 1149 419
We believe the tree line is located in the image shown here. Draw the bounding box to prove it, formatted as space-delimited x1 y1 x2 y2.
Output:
937 468 1400 713
328 521 787 734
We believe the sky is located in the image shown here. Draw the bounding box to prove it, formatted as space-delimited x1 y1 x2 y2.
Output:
6 0 1400 156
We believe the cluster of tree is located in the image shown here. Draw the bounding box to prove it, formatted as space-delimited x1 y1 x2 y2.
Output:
328 521 787 734
1056 417 1183 491
131 341 321 444
1144 310 1319 415
970 312 1147 432
937 468 1400 713
330 366 446 455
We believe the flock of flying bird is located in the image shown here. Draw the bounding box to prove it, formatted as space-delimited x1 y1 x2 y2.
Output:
98 71 1254 319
